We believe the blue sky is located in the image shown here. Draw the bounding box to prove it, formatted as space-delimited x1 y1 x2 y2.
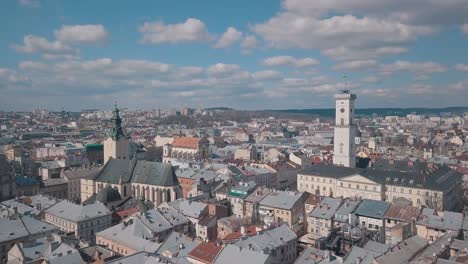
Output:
1 0 468 111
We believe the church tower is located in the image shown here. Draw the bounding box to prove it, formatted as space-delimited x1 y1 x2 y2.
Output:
333 91 357 167
103 106 130 164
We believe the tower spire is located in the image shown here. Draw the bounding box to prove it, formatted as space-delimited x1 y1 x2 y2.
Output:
111 104 125 140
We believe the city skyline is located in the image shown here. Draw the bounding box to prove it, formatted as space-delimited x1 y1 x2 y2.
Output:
1 0 468 111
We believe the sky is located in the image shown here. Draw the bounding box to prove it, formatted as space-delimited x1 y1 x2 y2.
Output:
1 0 468 111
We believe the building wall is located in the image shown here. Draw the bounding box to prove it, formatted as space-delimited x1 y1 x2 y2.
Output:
80 178 96 203
297 174 337 197
103 137 130 164
44 212 112 243
96 236 136 256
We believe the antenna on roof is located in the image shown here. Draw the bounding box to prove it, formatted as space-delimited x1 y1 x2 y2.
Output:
341 73 350 94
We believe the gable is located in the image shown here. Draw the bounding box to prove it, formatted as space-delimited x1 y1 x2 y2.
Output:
338 174 380 185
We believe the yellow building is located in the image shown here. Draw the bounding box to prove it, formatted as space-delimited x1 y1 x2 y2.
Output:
297 160 462 211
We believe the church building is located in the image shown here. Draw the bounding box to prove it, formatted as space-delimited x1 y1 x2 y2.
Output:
80 106 181 206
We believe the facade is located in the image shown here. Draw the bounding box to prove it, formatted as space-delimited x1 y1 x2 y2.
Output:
258 191 306 236
62 167 101 202
416 208 463 243
44 200 112 243
307 197 342 239
332 92 356 168
297 161 463 211
163 136 210 163
353 199 390 243
0 156 16 202
80 158 182 207
383 204 420 245
103 107 131 164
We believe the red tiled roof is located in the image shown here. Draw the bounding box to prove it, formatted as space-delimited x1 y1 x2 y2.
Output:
172 137 201 149
114 207 139 222
188 242 223 264
383 204 421 222
221 225 260 242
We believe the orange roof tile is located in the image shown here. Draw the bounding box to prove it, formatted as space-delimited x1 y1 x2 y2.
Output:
172 137 201 149
188 242 223 264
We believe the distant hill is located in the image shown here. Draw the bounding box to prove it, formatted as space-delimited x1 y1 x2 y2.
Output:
204 107 234 111
268 107 468 117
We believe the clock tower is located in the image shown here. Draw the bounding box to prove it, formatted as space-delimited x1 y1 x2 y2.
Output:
333 91 357 167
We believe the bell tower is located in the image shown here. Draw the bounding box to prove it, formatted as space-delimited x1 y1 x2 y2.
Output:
104 105 130 164
333 90 357 167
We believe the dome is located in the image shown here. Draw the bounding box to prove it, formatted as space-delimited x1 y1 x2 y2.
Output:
96 185 122 203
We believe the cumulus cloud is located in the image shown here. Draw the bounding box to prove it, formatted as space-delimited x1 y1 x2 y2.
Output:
455 64 468 72
262 56 319 67
463 24 468 34
214 27 242 48
139 18 212 44
251 0 456 61
13 35 73 54
333 60 378 71
282 0 468 26
54 24 109 44
253 14 432 52
380 60 446 79
241 35 258 49
252 70 282 81
18 0 40 8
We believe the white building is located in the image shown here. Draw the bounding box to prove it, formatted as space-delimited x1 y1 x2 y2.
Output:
333 92 356 168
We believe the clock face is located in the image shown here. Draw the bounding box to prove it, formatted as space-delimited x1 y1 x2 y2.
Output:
340 108 345 113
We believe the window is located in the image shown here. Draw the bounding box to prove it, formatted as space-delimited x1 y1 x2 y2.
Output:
400 188 404 193
340 182 343 187
365 186 368 191
373 186 377 191
356 184 360 189
348 184 351 188
409 189 412 194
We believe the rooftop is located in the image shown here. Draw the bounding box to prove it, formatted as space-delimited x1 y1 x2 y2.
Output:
310 197 342 220
417 208 463 231
354 199 390 219
188 242 223 264
259 190 305 210
45 200 111 222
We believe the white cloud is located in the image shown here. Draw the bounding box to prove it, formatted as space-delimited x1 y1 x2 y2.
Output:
450 80 468 91
282 0 468 26
253 14 432 52
252 70 282 81
54 24 109 44
262 56 319 67
463 24 468 34
455 64 468 72
139 18 212 44
214 27 242 48
206 63 241 76
380 60 446 79
13 35 73 54
333 60 378 71
18 0 40 8
323 46 407 61
241 35 258 49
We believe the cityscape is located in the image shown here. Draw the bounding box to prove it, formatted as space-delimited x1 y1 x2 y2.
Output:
1 1 468 264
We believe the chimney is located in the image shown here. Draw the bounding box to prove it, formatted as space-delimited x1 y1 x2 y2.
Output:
241 226 247 235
